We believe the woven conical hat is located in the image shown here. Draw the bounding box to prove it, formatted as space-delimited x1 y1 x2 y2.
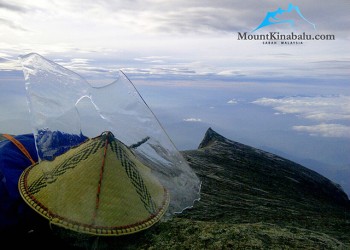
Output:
18 131 169 236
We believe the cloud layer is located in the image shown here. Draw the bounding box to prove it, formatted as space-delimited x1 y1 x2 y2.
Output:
253 95 350 138
183 118 202 122
1 0 348 34
0 0 349 85
293 123 350 138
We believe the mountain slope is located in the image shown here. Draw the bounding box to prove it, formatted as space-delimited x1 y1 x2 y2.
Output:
178 127 350 245
81 127 350 249
1 129 349 249
195 127 349 208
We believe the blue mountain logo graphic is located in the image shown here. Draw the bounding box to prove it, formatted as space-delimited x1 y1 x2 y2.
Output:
252 3 316 32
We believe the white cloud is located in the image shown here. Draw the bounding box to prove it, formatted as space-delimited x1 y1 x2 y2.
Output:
0 0 349 84
218 70 245 77
183 118 202 122
252 95 350 122
253 95 350 138
0 57 21 71
1 0 349 36
227 99 238 104
293 124 350 138
134 56 169 63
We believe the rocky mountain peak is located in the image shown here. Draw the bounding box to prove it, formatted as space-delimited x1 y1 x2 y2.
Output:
198 127 229 149
1 129 349 248
190 127 350 208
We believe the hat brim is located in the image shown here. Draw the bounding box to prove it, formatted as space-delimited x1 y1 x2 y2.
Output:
18 132 170 236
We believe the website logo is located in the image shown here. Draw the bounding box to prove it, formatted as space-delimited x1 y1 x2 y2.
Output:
252 3 315 32
237 3 335 45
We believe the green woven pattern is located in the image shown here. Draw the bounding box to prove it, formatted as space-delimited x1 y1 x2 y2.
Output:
19 131 169 236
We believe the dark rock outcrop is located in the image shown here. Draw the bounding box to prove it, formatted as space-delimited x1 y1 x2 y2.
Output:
1 129 349 249
194 127 349 208
177 127 350 248
71 128 350 249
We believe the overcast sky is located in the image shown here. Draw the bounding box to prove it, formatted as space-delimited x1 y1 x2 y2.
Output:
1 0 349 136
1 1 350 194
0 0 349 81
1 0 349 141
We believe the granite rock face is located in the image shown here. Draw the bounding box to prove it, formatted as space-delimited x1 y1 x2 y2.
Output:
177 128 350 247
65 128 350 249
1 129 350 249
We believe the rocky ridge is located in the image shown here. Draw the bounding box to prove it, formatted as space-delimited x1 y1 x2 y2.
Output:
1 128 349 249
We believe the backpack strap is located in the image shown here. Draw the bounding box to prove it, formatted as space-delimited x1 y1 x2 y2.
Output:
2 134 36 165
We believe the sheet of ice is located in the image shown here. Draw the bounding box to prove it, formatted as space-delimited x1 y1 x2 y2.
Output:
19 53 201 216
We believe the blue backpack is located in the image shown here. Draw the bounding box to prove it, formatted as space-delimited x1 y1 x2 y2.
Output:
0 132 87 230
0 134 38 229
